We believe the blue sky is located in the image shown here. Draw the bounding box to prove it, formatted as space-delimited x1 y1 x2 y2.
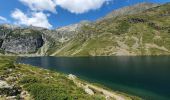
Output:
0 0 170 29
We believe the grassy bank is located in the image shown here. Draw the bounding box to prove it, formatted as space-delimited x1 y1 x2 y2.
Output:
0 56 141 100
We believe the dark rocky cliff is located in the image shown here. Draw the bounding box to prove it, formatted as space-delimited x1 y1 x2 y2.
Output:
0 25 44 54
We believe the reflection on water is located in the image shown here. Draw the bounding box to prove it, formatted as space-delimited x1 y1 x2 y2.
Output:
18 56 170 100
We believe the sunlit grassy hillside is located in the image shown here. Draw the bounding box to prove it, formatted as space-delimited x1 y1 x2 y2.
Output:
50 3 170 56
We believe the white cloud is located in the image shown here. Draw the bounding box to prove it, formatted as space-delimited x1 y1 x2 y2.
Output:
55 0 110 14
11 9 52 29
19 0 57 13
14 0 110 28
19 0 110 14
0 16 8 22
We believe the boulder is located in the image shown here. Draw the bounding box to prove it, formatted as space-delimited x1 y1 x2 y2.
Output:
68 74 77 80
85 86 94 95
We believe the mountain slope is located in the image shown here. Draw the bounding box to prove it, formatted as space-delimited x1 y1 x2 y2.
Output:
0 2 170 56
0 25 45 54
50 3 170 56
103 3 158 19
0 22 87 55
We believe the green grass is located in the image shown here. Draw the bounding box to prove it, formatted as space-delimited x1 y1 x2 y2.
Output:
6 29 42 39
57 3 170 56
0 56 105 100
125 37 136 48
116 21 130 34
43 3 170 57
149 48 169 55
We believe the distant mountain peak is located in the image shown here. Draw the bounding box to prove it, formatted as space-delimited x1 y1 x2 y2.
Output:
103 2 159 19
56 20 91 32
0 24 19 29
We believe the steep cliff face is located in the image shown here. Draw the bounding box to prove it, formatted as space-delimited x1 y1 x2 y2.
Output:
0 26 45 54
2 31 44 54
0 22 86 55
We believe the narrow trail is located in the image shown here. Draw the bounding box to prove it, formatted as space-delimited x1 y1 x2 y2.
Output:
68 74 132 100
87 84 128 100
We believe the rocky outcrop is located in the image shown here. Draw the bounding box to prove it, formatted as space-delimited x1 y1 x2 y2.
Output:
0 21 88 55
0 27 45 54
128 18 147 23
2 35 43 54
0 80 22 98
54 21 90 43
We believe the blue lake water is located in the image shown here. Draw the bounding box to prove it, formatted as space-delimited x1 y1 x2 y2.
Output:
18 56 170 100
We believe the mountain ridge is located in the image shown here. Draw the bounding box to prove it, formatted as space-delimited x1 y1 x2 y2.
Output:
103 2 158 19
1 2 170 56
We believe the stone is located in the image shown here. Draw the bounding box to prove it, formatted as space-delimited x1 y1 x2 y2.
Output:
6 96 16 100
0 80 12 89
20 91 29 98
5 76 17 83
85 87 94 95
0 80 21 96
68 74 77 80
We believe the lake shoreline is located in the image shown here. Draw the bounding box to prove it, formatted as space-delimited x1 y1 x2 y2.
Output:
2 53 170 58
18 63 141 100
17 56 170 100
0 56 141 100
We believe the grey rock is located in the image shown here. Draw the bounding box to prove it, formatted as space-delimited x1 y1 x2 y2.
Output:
0 27 44 54
0 80 12 89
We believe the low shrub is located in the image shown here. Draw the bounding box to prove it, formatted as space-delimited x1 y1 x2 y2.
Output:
19 76 40 84
26 83 69 100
